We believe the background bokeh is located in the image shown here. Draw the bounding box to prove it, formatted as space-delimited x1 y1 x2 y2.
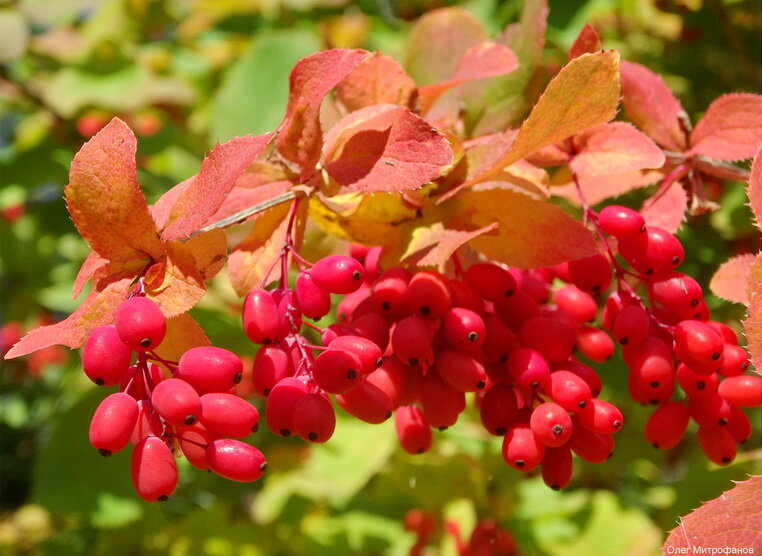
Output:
1 0 760 554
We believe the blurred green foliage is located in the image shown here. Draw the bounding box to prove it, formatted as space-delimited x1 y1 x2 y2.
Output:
1 0 760 554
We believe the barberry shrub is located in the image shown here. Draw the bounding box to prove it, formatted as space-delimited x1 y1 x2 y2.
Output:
4 2 760 527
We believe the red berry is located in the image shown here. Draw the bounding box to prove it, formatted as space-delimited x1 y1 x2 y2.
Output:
82 325 133 386
493 290 541 330
507 347 551 391
649 272 703 315
420 372 465 430
436 349 487 392
541 446 573 490
554 360 602 396
697 426 736 465
548 370 592 411
366 356 422 408
519 317 576 363
292 393 336 443
566 254 612 293
311 255 366 294
575 399 623 435
449 279 484 313
598 205 645 238
569 424 614 463
502 422 545 471
718 375 762 407
115 297 166 351
206 439 267 481
530 402 573 447
151 378 202 426
312 348 363 394
482 312 517 365
727 405 752 444
328 335 382 374
131 436 177 502
674 320 724 371
351 313 390 351
89 392 139 456
131 400 162 445
242 289 286 344
395 405 432 454
676 363 718 397
391 315 433 366
612 304 650 347
575 326 615 363
720 344 750 377
177 424 218 470
619 226 684 276
480 384 519 436
464 264 517 301
645 402 689 449
336 379 393 424
294 272 332 320
371 268 411 317
265 377 310 436
199 393 260 438
406 271 452 318
553 285 598 324
251 345 291 397
176 346 244 394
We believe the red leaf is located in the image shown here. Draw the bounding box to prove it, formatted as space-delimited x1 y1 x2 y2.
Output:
160 133 274 240
571 122 665 178
749 146 762 231
418 41 518 114
405 8 486 87
452 189 599 268
65 118 163 262
402 222 498 267
663 477 762 552
276 49 371 178
620 61 688 152
640 182 688 234
689 93 762 161
5 276 133 359
322 104 453 193
554 169 663 206
710 253 755 305
335 53 417 112
568 24 601 60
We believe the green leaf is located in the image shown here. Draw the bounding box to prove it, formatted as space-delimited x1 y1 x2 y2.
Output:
210 29 321 143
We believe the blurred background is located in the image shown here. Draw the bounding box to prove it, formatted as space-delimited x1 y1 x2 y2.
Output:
0 0 760 554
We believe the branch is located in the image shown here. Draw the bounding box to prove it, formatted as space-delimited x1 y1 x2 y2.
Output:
184 190 302 239
691 156 751 182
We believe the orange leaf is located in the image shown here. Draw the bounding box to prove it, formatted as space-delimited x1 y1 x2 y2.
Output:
744 253 762 372
451 189 599 268
749 146 762 231
322 104 453 193
620 61 688 152
568 24 601 60
5 276 133 359
554 169 663 206
640 182 687 234
710 253 755 305
689 93 762 162
65 118 163 262
405 8 486 87
160 133 275 240
571 122 665 178
153 313 210 364
144 241 206 318
418 41 518 114
402 222 498 267
276 49 371 178
183 229 228 282
335 53 417 112
72 252 109 299
474 51 621 183
228 201 307 296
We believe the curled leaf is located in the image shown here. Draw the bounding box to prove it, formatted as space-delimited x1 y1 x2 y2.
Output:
402 222 498 267
322 104 453 193
144 242 206 318
568 24 601 60
65 118 163 262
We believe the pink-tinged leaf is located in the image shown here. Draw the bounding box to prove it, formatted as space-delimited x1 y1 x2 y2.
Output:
640 182 688 234
568 24 601 60
405 7 487 87
474 51 621 182
620 60 688 152
153 313 210 364
183 229 228 282
451 189 599 268
555 169 663 206
144 242 206 318
418 42 518 114
276 49 372 178
228 201 307 296
710 253 755 305
151 177 193 231
744 253 762 372
72 252 109 299
160 133 274 240
663 477 762 552
65 118 163 262
207 181 293 226
402 222 498 267
688 93 762 161
4 277 133 359
322 104 453 193
571 122 665 177
749 146 762 230
335 53 417 112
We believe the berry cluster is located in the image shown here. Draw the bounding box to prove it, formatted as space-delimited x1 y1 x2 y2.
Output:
404 509 517 556
82 296 265 502
594 205 761 464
